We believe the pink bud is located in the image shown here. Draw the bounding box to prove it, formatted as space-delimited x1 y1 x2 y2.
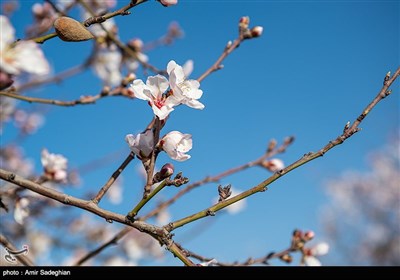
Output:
303 230 315 241
159 0 178 7
160 163 174 178
251 26 263 37
0 71 14 90
239 16 250 26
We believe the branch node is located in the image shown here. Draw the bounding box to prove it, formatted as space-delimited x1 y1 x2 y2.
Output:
206 209 216 216
7 173 16 181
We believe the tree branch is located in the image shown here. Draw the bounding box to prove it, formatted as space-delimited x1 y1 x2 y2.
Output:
0 87 133 107
0 168 195 266
92 152 135 204
165 68 400 231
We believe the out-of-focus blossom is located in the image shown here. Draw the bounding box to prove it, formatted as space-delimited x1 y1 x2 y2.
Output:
28 231 53 257
14 110 44 134
27 2 57 37
155 209 171 226
123 238 145 262
159 131 192 161
125 38 148 73
323 138 400 265
125 129 154 159
41 149 68 182
0 96 16 125
182 59 193 77
0 145 34 177
131 60 204 120
303 242 329 266
14 197 30 225
167 60 204 110
0 15 49 76
223 187 246 215
107 178 123 204
104 257 137 266
159 0 178 7
92 44 123 86
261 158 285 172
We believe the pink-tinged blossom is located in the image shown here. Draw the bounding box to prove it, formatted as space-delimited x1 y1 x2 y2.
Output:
262 158 285 172
41 149 68 182
130 60 204 120
0 15 49 76
130 75 176 120
125 129 154 159
159 131 192 161
14 197 30 225
159 0 178 7
303 242 329 266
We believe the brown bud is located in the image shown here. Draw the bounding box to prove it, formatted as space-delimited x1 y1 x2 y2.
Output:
54 17 94 42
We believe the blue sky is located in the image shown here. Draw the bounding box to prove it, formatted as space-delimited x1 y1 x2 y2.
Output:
2 0 399 265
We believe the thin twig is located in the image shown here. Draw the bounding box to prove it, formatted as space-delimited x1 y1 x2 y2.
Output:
0 87 133 107
165 68 400 231
197 36 243 83
16 59 92 93
141 137 293 220
92 152 135 204
74 227 131 266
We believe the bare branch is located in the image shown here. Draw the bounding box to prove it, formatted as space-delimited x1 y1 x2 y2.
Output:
92 152 135 204
166 67 400 231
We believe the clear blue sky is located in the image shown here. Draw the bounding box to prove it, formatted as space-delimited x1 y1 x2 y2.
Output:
3 0 399 265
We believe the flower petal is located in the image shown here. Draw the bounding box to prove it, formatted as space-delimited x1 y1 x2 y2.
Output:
131 79 152 101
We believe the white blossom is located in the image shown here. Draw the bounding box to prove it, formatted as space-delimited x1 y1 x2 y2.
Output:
41 149 68 181
130 60 204 120
92 44 122 86
130 74 177 120
14 197 30 225
125 129 154 159
0 15 49 76
160 131 192 161
304 242 329 266
167 60 204 110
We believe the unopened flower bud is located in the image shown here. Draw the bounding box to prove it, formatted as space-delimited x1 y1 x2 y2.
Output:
121 73 136 87
250 26 263 38
54 16 94 42
303 230 315 241
239 16 250 29
160 163 175 178
266 139 277 153
261 158 285 172
0 71 14 90
128 38 144 52
159 0 178 7
280 254 293 263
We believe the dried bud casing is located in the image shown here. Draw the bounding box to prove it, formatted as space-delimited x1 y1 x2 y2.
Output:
54 17 94 42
